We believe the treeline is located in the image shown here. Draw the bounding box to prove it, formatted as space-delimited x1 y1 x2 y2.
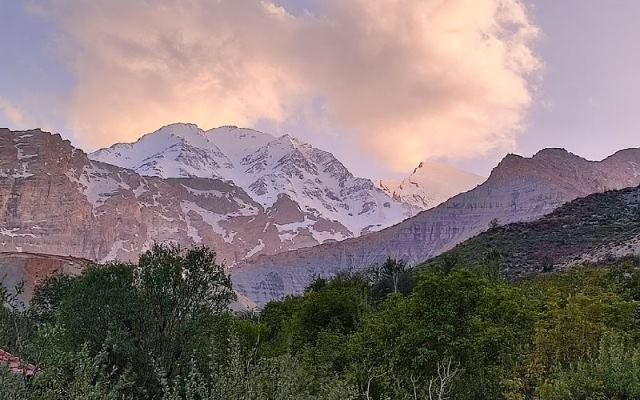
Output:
2 245 640 399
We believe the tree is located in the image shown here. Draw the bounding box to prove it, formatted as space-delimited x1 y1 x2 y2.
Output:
402 269 539 399
370 257 414 299
0 282 34 371
29 273 75 325
55 262 139 354
0 366 27 400
536 334 640 399
410 359 459 400
489 218 500 229
27 244 236 399
296 276 370 346
135 244 236 385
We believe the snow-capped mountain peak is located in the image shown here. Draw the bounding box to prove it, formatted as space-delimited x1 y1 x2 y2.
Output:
377 161 485 210
205 126 275 166
90 123 233 178
90 124 419 252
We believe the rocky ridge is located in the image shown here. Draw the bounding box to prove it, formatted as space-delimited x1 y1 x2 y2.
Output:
422 184 640 276
231 148 640 305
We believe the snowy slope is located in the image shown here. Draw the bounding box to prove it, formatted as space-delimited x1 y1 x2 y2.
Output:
377 161 485 210
90 123 234 178
90 124 419 245
0 128 286 264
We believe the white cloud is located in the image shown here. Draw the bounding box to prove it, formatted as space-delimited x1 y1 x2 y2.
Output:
40 0 540 170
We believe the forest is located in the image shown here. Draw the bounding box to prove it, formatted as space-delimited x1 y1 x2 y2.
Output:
2 244 640 399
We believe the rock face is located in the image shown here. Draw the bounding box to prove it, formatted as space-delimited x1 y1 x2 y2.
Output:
91 123 419 244
377 161 485 210
232 148 640 305
5 127 640 307
423 184 640 276
0 128 372 264
0 252 89 307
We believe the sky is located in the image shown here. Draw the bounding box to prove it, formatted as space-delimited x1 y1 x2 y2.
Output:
0 0 639 179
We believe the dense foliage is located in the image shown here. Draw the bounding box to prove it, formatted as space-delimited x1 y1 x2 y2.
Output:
3 246 640 399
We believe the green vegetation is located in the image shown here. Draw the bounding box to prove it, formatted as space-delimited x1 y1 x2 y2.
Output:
3 245 640 399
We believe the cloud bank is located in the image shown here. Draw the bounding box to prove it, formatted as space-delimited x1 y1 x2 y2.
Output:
40 0 540 170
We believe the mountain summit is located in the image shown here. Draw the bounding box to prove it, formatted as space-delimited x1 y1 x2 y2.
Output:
377 161 485 210
91 124 419 242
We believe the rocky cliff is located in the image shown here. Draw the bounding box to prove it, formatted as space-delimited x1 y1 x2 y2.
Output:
0 252 89 307
0 128 367 264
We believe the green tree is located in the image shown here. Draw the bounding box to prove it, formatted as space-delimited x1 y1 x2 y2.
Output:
29 273 76 325
489 218 501 229
537 334 640 399
25 244 235 399
370 257 414 299
55 263 138 353
402 269 540 399
135 244 236 384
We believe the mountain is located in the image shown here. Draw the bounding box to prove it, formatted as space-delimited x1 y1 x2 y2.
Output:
91 124 418 243
5 126 640 307
231 148 640 305
423 184 640 276
376 161 485 210
1 128 383 264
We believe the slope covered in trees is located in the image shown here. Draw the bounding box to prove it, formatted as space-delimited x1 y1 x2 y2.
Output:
3 243 640 399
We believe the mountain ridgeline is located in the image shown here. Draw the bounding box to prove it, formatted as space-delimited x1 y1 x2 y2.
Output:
0 128 281 264
232 148 640 304
0 125 484 267
0 126 417 264
2 126 640 306
90 123 420 240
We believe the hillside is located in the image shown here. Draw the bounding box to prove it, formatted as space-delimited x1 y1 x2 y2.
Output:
4 126 640 306
423 185 640 276
232 148 640 305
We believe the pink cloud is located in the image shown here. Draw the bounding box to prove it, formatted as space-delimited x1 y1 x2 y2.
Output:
41 0 540 170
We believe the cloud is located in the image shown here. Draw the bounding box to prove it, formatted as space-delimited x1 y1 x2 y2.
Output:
0 98 28 128
39 0 540 170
